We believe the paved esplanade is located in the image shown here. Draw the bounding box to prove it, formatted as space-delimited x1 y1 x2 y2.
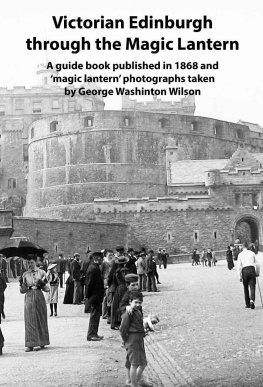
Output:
1 255 263 386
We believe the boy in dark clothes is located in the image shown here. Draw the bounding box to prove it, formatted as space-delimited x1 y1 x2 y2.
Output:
120 291 152 387
119 274 139 315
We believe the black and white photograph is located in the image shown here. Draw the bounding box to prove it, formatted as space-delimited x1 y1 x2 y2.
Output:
0 0 263 386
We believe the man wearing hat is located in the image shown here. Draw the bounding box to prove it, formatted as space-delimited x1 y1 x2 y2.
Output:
119 274 139 315
126 248 137 275
86 252 104 341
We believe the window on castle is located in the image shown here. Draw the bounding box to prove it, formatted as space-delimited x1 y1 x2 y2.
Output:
159 118 168 128
236 129 244 141
193 230 199 242
33 102 41 113
214 125 222 137
8 178 16 189
243 193 251 206
15 99 24 110
52 100 59 109
213 231 217 239
23 144 29 162
191 122 198 131
167 232 172 243
235 194 241 206
50 121 58 132
31 127 34 139
0 105 5 116
252 193 258 207
124 117 131 126
84 117 94 127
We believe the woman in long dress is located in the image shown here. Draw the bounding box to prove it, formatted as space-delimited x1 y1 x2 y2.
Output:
226 246 234 270
20 257 50 352
46 264 59 316
0 272 6 355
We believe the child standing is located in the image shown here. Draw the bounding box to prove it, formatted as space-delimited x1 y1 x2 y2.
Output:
120 291 152 387
46 264 59 316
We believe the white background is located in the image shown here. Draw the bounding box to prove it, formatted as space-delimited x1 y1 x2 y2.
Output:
1 0 262 125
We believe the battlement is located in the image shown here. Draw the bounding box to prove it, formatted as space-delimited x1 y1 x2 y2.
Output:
121 95 196 115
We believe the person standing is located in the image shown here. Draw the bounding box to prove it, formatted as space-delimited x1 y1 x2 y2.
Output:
0 255 8 283
200 249 207 266
162 249 169 269
237 242 260 309
207 248 212 267
19 257 50 352
101 249 113 319
0 272 7 320
137 253 147 292
157 249 163 269
56 254 65 288
226 246 234 270
46 264 59 316
72 253 82 305
211 249 217 266
145 251 158 292
9 257 16 278
126 248 137 275
86 252 104 341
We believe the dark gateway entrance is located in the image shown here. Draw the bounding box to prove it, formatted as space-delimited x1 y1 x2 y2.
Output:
234 216 259 244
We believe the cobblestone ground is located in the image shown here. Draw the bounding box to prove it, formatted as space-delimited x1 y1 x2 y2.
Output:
1 255 263 386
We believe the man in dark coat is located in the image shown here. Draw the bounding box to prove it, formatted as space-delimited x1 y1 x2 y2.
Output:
85 252 104 341
126 248 137 274
56 254 65 288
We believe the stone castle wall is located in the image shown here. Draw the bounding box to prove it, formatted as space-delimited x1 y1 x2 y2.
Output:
24 110 259 219
13 217 127 257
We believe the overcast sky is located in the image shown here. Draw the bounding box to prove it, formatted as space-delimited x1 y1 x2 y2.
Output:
1 0 262 126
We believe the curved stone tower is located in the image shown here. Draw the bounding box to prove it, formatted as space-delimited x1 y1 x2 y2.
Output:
24 110 253 220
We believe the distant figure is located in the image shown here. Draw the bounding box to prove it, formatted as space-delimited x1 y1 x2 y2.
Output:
0 272 7 320
226 246 234 270
207 248 212 267
56 254 65 288
200 249 207 266
162 249 169 269
0 273 5 354
157 249 163 269
9 257 17 278
192 249 198 266
211 249 217 266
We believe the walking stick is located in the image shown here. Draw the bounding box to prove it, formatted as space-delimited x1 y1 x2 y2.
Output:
257 278 263 308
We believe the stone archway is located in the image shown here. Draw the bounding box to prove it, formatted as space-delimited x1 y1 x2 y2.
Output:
233 215 260 244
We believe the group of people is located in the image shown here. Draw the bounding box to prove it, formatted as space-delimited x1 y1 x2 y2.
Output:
0 245 163 387
192 248 217 267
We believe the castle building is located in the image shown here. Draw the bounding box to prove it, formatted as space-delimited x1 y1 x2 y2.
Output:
1 65 263 255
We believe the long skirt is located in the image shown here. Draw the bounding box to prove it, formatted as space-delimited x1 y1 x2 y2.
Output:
24 289 50 348
46 285 58 304
227 258 234 270
111 283 127 328
63 277 74 304
0 326 4 348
